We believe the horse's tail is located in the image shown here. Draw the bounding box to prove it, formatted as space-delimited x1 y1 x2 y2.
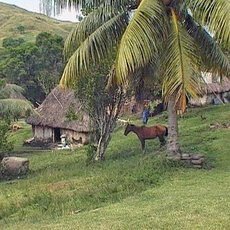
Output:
164 126 168 137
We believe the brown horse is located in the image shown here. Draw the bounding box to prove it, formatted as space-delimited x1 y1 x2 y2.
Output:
124 123 168 151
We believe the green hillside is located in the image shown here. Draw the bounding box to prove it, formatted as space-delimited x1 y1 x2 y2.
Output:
0 2 73 46
0 104 230 229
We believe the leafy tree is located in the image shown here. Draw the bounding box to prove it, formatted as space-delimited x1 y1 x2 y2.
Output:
59 0 229 157
75 58 127 160
0 41 43 103
0 32 64 103
35 32 64 95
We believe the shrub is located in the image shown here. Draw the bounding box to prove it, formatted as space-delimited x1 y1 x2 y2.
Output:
0 120 13 160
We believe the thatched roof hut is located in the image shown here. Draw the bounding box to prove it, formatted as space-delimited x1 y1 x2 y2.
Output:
27 86 91 144
190 77 230 106
205 77 230 94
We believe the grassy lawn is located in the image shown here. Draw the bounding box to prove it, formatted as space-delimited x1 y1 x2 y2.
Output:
0 104 229 229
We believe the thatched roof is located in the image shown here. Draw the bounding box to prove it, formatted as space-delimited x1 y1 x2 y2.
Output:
205 77 230 94
26 86 91 132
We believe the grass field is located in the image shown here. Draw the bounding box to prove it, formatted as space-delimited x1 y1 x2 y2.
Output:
0 104 229 229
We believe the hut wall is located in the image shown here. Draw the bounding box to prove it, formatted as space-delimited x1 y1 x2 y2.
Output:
43 127 53 140
189 95 208 106
189 93 228 106
61 129 89 145
34 126 53 141
223 92 230 103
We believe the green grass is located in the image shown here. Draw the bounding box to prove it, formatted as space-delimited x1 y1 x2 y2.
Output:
8 120 34 152
0 104 230 229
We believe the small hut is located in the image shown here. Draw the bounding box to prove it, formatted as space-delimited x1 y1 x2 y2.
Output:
189 77 230 106
26 86 91 145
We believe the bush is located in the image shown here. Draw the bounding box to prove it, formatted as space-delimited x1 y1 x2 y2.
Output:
0 120 13 160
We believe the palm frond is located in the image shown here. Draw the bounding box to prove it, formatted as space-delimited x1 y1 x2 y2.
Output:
60 12 129 87
163 9 202 112
188 0 230 46
0 99 33 118
185 14 230 77
64 6 120 59
114 0 169 84
0 84 25 99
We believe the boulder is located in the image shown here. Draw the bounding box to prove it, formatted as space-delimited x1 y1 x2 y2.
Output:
166 154 181 161
0 157 29 178
191 154 204 160
181 154 191 160
191 158 205 165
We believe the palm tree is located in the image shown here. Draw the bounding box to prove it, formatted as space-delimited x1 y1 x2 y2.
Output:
59 0 229 157
0 83 33 120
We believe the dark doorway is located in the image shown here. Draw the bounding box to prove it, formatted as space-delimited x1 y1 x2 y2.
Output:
54 128 61 142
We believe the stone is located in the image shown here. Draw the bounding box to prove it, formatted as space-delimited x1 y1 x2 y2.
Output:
181 154 191 160
167 155 181 161
181 160 192 166
191 154 204 160
191 158 204 165
1 157 29 178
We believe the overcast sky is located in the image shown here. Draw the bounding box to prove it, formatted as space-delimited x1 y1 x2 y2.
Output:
0 0 78 22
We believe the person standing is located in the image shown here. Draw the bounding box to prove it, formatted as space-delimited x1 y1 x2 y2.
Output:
142 103 150 125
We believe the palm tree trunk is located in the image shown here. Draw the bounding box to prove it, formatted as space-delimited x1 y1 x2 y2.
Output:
167 93 181 157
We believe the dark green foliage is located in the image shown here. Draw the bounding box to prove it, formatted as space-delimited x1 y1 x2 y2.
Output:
65 105 82 121
0 119 13 160
16 25 25 34
0 32 64 104
2 38 25 49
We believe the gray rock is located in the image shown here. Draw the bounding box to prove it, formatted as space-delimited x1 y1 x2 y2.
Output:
191 154 204 160
167 155 181 161
181 154 191 160
1 157 29 178
191 158 204 165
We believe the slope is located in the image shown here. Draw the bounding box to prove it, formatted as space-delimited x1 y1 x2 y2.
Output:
0 2 73 46
0 104 229 229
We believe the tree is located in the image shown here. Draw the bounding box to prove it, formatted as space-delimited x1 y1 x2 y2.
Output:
59 0 229 157
75 57 127 160
0 33 64 104
0 82 33 121
35 32 64 95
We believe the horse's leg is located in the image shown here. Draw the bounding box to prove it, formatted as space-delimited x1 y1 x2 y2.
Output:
140 138 145 153
158 136 166 147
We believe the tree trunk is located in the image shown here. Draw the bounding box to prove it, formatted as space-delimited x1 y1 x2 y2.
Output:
95 133 111 161
167 93 181 157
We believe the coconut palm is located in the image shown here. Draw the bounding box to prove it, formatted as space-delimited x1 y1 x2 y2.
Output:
59 0 230 157
0 83 33 120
